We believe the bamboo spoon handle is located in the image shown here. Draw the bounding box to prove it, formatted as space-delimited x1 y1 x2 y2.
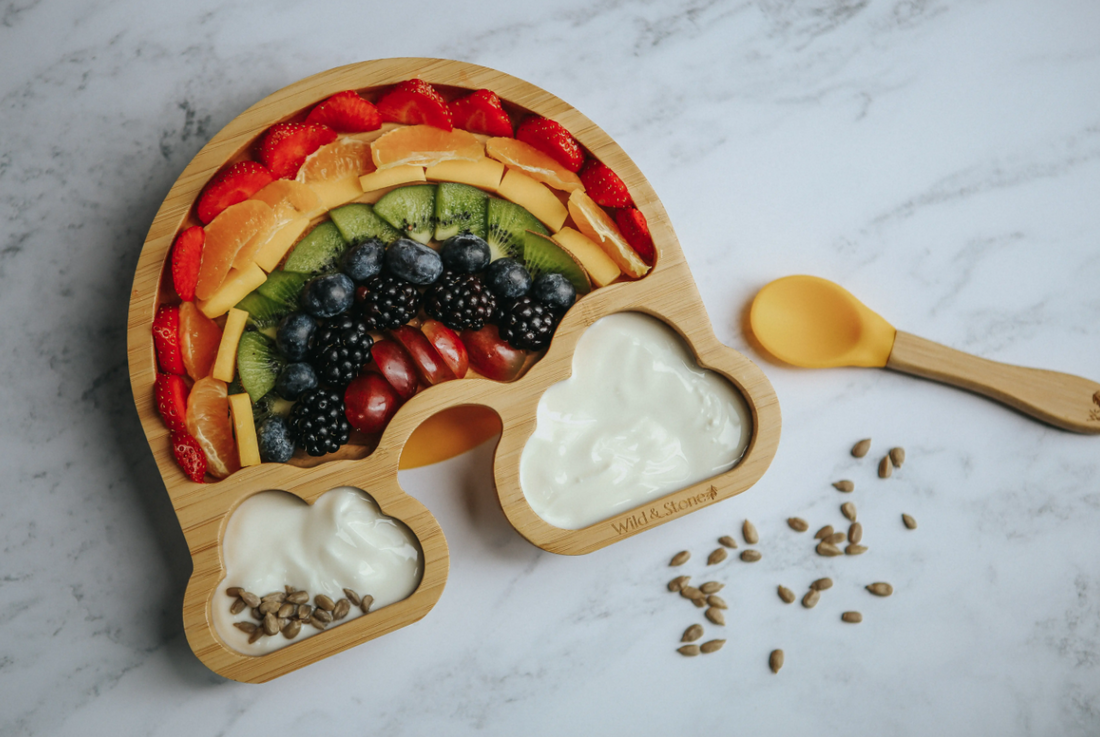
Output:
886 331 1100 434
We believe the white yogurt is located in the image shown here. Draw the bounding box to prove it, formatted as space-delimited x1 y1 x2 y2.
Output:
213 486 422 655
519 312 752 530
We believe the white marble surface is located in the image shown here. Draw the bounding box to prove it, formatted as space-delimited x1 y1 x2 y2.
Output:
3 0 1099 734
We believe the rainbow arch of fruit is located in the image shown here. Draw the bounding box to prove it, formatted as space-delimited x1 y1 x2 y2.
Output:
152 79 658 483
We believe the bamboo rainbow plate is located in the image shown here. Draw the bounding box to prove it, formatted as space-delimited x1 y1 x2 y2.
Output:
127 58 781 682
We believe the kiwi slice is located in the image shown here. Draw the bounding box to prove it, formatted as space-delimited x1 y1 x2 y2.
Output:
522 231 592 295
283 221 349 274
237 331 284 404
329 203 402 245
373 185 437 245
434 182 489 242
256 270 308 311
251 392 295 427
235 291 286 330
487 198 548 261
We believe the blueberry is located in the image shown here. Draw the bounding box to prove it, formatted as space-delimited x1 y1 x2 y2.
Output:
276 312 316 362
384 238 443 285
257 416 296 463
276 362 319 401
342 238 385 283
300 273 355 319
485 258 532 300
441 233 491 274
532 273 577 313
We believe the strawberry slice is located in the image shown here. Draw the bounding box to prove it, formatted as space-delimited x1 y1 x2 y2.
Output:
155 372 190 433
305 90 382 132
152 305 186 375
579 159 632 207
195 161 273 224
516 116 584 172
171 431 207 483
614 207 656 265
448 89 513 137
171 226 204 301
376 79 452 131
258 122 338 179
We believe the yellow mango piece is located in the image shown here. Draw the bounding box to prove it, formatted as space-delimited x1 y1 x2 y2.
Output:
212 308 249 382
359 165 426 193
308 177 364 211
250 179 324 222
228 393 260 467
253 216 310 273
497 169 568 231
553 227 621 288
197 263 267 319
425 158 505 191
567 190 649 279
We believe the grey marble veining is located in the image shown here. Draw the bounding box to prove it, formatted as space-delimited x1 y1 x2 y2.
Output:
2 0 1099 734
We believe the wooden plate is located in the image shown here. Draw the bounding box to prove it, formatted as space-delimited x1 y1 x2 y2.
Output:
127 58 781 682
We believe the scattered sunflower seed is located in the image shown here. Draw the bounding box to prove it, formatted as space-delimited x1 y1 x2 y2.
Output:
681 586 704 601
841 502 857 521
251 608 262 621
889 447 906 468
678 644 701 657
802 589 820 609
282 619 301 639
842 611 863 623
866 582 894 597
718 535 738 549
833 480 855 493
816 541 842 557
262 613 279 636
845 544 868 555
248 628 264 644
226 587 243 598
787 517 809 532
315 594 335 612
343 588 361 607
682 624 704 643
777 586 795 604
700 639 725 654
769 649 784 673
743 520 759 545
825 531 846 546
314 608 334 624
229 598 246 615
298 604 312 620
692 597 706 609
285 585 295 595
700 581 723 594
670 551 691 567
878 456 893 478
258 599 281 616
849 522 863 544
360 595 374 614
902 513 917 530
309 616 328 631
740 550 762 563
333 599 351 620
277 603 295 619
707 595 728 609
811 577 833 591
286 590 309 605
233 621 257 635
705 607 726 626
261 592 285 604
852 438 872 458
668 575 691 593
708 548 728 565
239 591 260 608
814 525 834 540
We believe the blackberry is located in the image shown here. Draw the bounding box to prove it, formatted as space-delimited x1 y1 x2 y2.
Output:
497 296 557 351
290 387 350 457
311 314 373 387
424 272 497 331
357 274 420 330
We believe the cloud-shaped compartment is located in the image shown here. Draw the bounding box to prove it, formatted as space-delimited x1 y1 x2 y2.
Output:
520 312 752 530
213 486 422 655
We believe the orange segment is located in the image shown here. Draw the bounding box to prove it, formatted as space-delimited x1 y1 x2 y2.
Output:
196 200 275 300
296 136 376 184
251 179 324 223
486 137 583 192
371 125 483 170
567 190 650 279
180 302 224 380
185 377 240 479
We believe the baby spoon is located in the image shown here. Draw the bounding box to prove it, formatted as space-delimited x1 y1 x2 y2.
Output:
748 275 1100 434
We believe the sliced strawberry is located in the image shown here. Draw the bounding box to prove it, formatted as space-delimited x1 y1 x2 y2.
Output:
376 79 452 131
448 89 513 137
195 161 273 224
171 431 207 483
257 122 338 179
579 159 632 207
515 116 584 172
170 226 204 301
305 90 382 133
614 207 656 265
152 305 185 375
154 372 190 433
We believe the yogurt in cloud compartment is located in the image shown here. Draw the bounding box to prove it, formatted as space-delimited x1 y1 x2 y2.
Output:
213 486 422 655
520 312 752 530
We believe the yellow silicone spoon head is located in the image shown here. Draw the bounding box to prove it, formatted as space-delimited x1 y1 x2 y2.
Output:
748 275 897 368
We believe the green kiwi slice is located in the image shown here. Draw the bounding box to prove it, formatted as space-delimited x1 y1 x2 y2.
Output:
486 198 548 261
522 231 592 295
236 331 284 404
434 182 489 242
329 203 402 245
373 185 437 245
283 221 349 274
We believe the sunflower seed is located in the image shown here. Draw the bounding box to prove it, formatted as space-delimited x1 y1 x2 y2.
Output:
740 550 762 563
251 608 262 621
682 624 704 643
742 520 759 545
866 582 893 597
678 645 701 657
705 607 726 626
814 525 834 540
802 589 820 608
262 613 279 636
233 621 257 634
670 550 691 566
286 590 309 605
889 446 906 468
852 438 872 458
239 591 260 608
849 522 863 544
845 544 868 555
787 517 809 532
708 548 728 565
769 649 784 673
314 608 333 624
816 541 842 557
285 585 295 595
343 588 361 607
681 586 704 601
825 531 846 545
315 594 335 612
248 628 264 644
700 581 724 594
277 603 295 619
811 577 833 591
282 619 301 639
229 598 246 615
777 586 795 603
258 599 281 616
700 639 725 654
878 455 893 478
902 513 917 529
333 599 351 620
842 611 863 623
707 595 728 609
297 604 312 620
277 617 289 630
360 595 374 614
668 575 690 592
226 587 243 598
841 502 857 521
833 480 855 493
692 597 706 608
310 616 328 631
718 535 738 549
261 592 285 603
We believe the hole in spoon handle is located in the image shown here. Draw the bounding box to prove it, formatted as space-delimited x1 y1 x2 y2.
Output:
886 331 1100 434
